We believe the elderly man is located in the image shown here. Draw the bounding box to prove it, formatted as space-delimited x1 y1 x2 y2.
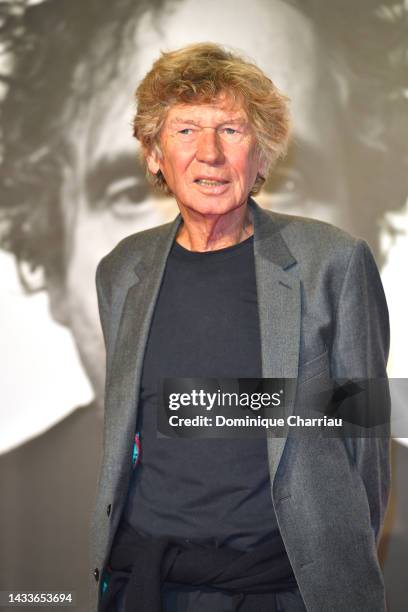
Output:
1 0 399 609
92 43 390 612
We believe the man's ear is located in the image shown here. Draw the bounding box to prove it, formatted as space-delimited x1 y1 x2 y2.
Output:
145 145 161 175
258 152 268 179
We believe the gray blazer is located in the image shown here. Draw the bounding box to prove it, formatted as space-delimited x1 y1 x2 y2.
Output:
90 198 390 611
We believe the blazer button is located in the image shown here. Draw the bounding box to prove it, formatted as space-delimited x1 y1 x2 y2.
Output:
106 504 112 517
93 568 99 582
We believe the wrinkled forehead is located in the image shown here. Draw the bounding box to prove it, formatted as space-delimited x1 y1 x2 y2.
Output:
163 96 250 126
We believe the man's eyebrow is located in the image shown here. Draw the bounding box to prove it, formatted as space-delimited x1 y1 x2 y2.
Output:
169 117 247 126
86 153 144 205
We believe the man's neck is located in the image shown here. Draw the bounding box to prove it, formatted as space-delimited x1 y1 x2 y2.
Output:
175 203 253 252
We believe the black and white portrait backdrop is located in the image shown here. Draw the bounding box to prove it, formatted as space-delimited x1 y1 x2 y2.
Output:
0 0 407 610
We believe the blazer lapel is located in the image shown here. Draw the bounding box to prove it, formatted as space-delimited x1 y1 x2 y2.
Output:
250 199 301 482
103 217 182 487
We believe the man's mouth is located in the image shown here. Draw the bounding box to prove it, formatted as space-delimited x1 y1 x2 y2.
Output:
194 178 229 186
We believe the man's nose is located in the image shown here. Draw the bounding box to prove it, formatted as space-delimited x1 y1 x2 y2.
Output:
196 128 225 164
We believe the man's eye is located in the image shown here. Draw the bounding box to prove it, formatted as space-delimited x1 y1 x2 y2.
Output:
178 128 193 135
219 127 243 142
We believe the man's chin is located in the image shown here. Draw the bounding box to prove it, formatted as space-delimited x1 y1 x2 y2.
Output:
179 196 247 218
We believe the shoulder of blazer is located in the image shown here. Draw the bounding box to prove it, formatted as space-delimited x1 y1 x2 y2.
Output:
264 207 359 250
96 218 179 285
260 207 367 271
247 200 381 301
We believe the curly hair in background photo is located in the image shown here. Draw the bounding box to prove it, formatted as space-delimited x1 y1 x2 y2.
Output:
0 0 169 290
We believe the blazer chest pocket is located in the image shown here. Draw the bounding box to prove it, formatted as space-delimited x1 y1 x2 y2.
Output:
298 349 330 384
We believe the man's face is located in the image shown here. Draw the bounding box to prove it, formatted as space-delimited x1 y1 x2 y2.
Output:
148 100 265 218
56 0 349 407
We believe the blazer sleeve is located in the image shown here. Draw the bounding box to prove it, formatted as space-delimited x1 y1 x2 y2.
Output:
331 239 391 543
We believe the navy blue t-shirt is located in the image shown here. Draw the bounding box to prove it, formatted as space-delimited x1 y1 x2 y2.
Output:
121 235 284 551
